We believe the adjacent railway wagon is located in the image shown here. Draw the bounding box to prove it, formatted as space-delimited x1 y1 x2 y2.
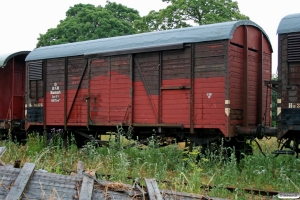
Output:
25 20 272 149
275 13 300 154
0 51 30 139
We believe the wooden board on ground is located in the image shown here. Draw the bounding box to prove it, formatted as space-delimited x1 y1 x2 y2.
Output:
7 163 35 200
79 172 95 200
145 178 163 200
0 160 228 200
0 146 6 157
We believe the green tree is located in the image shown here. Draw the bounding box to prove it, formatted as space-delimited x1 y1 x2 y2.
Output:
135 0 249 32
37 1 141 47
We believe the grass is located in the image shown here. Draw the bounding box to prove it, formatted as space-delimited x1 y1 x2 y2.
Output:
0 131 299 200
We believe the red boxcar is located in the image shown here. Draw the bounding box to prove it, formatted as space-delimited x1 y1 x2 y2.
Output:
0 51 30 139
25 20 272 149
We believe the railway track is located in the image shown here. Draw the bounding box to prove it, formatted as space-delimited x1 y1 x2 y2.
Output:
203 185 280 197
96 173 295 199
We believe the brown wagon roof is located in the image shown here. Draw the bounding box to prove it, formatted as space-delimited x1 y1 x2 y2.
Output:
26 20 272 62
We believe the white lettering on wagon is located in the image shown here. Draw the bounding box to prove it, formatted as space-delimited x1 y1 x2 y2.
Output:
50 82 61 102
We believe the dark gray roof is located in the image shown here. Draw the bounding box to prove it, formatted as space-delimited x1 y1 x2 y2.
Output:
26 20 272 61
277 13 300 34
0 51 31 68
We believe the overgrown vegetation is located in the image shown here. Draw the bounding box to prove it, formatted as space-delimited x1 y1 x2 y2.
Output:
1 129 299 199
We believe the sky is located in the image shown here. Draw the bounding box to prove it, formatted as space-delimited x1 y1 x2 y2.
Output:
0 0 299 74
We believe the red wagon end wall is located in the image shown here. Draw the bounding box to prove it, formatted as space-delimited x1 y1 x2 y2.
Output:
0 52 29 130
228 26 272 136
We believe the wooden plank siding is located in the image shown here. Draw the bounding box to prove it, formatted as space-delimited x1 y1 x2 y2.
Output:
193 41 227 135
67 56 88 125
45 58 65 125
90 55 131 126
228 25 272 135
133 52 159 124
161 48 191 126
262 52 272 126
277 32 300 137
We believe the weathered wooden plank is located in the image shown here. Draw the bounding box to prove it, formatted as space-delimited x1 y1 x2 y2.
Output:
25 180 78 190
0 167 21 174
0 160 5 166
23 187 77 200
0 187 9 195
0 175 18 183
0 146 6 157
145 178 163 200
0 146 6 166
92 190 132 200
77 161 84 179
79 172 94 200
24 191 74 199
7 163 35 200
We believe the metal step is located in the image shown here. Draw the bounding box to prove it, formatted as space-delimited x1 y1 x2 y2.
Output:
272 149 295 155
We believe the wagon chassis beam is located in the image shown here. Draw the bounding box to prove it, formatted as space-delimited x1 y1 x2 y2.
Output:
73 130 109 147
264 80 280 92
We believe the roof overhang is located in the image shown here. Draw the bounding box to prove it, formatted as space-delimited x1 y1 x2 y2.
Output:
277 13 300 34
0 51 31 68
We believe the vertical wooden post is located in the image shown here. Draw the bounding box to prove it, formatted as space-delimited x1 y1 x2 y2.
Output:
87 59 91 128
258 33 264 124
144 178 163 200
190 44 195 133
64 58 68 130
243 26 249 127
11 57 15 129
43 60 47 130
77 161 84 179
158 52 162 124
130 55 133 126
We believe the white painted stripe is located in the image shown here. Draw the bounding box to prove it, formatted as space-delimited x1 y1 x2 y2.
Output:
277 107 281 116
225 108 230 116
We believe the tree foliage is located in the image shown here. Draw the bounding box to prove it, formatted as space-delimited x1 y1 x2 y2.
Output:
37 1 141 47
135 0 249 32
37 0 249 47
